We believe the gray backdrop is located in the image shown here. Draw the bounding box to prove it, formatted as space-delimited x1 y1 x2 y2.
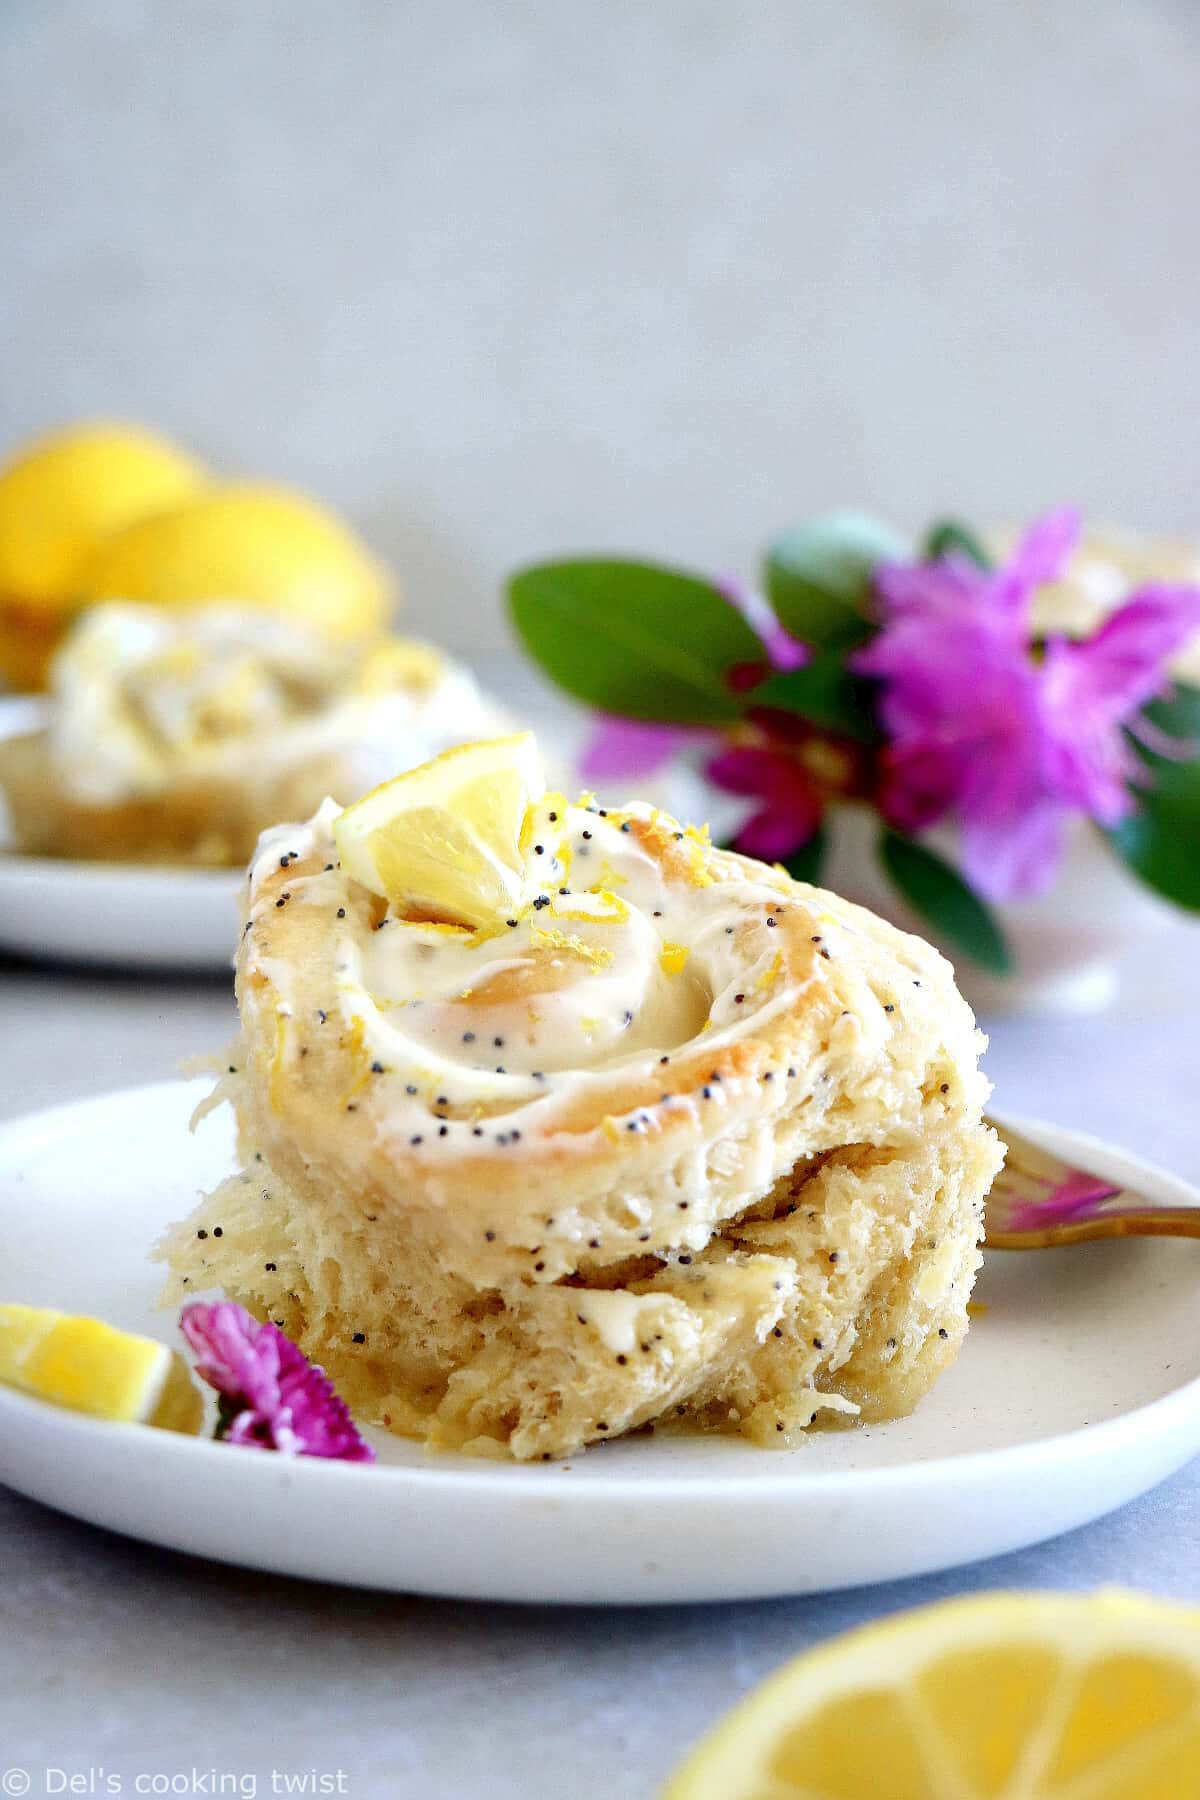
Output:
3 0 1197 655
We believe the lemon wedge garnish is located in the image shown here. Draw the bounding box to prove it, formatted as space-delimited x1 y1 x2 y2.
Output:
333 733 546 930
0 1304 202 1434
663 1589 1200 1799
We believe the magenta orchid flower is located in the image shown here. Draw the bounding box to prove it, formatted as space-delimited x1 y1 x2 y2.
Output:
705 745 823 861
855 511 1200 901
180 1301 375 1461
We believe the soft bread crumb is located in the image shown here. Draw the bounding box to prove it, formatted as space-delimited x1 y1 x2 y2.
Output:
158 1113 1000 1460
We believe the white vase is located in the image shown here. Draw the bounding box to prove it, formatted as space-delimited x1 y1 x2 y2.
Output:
819 806 1173 1017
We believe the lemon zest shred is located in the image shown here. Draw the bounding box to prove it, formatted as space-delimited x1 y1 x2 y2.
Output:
756 950 783 992
552 888 628 926
601 1115 621 1145
553 902 621 926
337 1014 375 1104
532 927 614 969
676 828 714 886
392 918 478 940
659 942 689 976
588 887 629 923
589 861 628 891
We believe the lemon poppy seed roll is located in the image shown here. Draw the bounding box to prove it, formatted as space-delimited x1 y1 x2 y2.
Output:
0 604 511 865
161 785 1002 1459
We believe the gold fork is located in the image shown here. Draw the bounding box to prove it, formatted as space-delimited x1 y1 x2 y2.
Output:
984 1117 1200 1249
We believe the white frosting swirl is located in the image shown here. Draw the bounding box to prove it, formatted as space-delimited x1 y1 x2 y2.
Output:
244 788 842 1152
47 603 508 804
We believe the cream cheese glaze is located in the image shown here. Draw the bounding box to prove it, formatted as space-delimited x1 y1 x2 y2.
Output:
244 788 887 1172
47 602 508 804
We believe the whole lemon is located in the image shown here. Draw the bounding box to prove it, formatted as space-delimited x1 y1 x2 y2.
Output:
75 483 394 643
0 422 205 688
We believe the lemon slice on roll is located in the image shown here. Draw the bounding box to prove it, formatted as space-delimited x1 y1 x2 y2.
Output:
0 1304 202 1434
663 1589 1200 1799
333 733 546 929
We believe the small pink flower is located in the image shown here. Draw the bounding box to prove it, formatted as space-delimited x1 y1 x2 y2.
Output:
856 513 1200 901
716 574 809 675
706 745 823 861
180 1301 375 1461
577 717 706 783
1002 1169 1122 1235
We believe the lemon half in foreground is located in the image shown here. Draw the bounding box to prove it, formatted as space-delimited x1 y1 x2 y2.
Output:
0 1304 202 1434
333 733 546 930
664 1590 1200 1800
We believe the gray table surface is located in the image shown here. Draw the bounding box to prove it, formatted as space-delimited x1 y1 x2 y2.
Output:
2 912 1199 1799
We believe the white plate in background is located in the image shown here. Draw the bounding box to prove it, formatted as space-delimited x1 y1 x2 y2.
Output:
1 1083 1198 1604
0 849 241 971
0 696 242 971
0 691 712 973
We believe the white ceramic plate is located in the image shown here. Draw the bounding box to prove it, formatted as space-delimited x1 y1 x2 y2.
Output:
0 853 241 970
1 1082 1199 1605
0 697 241 970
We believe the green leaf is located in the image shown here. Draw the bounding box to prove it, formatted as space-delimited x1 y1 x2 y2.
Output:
749 650 879 742
879 828 1011 973
923 518 993 569
765 512 910 651
780 828 827 886
1107 683 1200 911
508 559 764 724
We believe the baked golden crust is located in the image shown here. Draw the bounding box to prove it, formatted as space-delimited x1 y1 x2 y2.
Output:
159 789 1002 1459
0 727 347 864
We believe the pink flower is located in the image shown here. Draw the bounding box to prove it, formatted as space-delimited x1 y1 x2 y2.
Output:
180 1301 375 1461
706 745 823 861
577 718 706 783
855 512 1200 901
1002 1168 1122 1236
719 574 809 676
